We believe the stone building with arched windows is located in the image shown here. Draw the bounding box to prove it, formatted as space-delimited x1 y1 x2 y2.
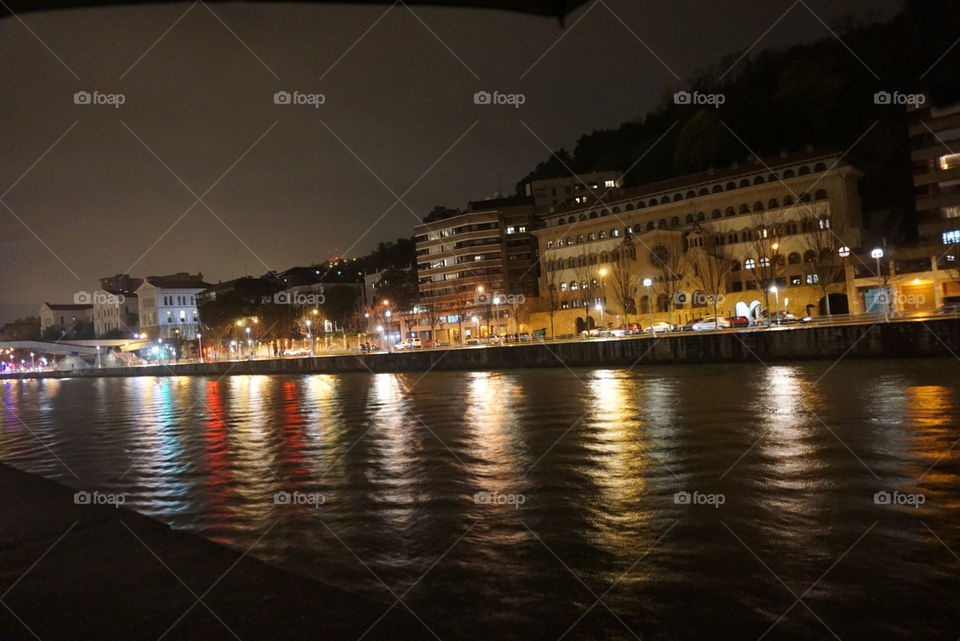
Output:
527 151 867 336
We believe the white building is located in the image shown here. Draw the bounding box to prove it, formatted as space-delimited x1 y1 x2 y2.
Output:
136 273 209 340
38 302 93 335
92 290 139 338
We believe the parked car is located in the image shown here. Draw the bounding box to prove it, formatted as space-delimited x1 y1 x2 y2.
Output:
726 316 750 328
612 324 642 335
422 339 442 348
691 317 731 331
940 295 960 314
643 322 675 334
395 338 422 350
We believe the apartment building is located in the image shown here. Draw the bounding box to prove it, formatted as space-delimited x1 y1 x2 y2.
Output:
909 98 960 244
530 151 866 334
413 195 541 340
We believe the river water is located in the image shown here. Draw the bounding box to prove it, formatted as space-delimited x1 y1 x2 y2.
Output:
1 361 958 640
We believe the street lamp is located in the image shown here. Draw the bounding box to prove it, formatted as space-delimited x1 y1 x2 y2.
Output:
838 246 851 258
643 277 654 331
29 352 35 370
871 247 887 320
471 314 480 339
595 302 604 329
197 332 203 362
769 285 780 325
245 326 252 358
493 296 501 338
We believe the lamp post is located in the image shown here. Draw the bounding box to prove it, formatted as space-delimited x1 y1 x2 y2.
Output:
245 326 252 358
770 285 780 325
305 319 313 355
471 314 479 340
29 352 35 370
492 296 501 340
595 303 604 330
871 247 887 321
643 277 654 332
376 324 385 352
197 332 203 362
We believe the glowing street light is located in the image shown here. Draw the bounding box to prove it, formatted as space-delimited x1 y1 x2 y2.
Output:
838 246 851 258
595 302 604 329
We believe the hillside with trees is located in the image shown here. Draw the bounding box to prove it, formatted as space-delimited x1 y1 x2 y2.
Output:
515 0 960 242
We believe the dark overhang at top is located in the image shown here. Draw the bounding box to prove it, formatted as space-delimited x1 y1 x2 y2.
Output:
1 0 589 22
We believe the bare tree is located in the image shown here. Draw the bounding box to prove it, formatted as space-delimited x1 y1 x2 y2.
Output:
450 297 468 344
541 264 564 338
506 295 526 336
609 237 639 323
799 216 842 316
746 212 785 314
649 233 688 326
571 248 594 327
689 242 733 324
424 303 446 342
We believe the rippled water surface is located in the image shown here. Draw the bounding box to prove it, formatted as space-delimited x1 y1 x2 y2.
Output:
2 361 959 639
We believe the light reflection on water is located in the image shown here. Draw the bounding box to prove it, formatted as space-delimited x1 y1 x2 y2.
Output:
1 361 959 640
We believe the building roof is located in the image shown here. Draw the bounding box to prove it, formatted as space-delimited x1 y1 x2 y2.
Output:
143 273 210 289
100 288 137 298
43 303 92 311
467 195 535 211
550 149 844 215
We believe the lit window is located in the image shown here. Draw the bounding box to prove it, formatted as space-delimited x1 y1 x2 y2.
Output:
806 274 820 284
943 230 960 245
506 226 516 234
939 154 960 170
604 179 615 188
744 258 756 270
942 206 960 219
760 257 771 267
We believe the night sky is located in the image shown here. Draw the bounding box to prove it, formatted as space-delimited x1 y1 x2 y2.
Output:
0 0 900 321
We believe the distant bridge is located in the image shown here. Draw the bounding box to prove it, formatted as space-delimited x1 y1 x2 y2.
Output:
0 339 150 355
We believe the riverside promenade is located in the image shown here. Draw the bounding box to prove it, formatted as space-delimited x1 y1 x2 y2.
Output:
0 464 474 641
3 317 960 379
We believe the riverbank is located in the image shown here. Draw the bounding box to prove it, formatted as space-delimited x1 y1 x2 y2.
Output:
4 317 958 379
0 463 474 641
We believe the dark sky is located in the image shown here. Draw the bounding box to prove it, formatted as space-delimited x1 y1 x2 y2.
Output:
0 0 901 321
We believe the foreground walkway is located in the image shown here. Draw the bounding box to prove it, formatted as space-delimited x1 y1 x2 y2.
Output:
0 464 473 641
